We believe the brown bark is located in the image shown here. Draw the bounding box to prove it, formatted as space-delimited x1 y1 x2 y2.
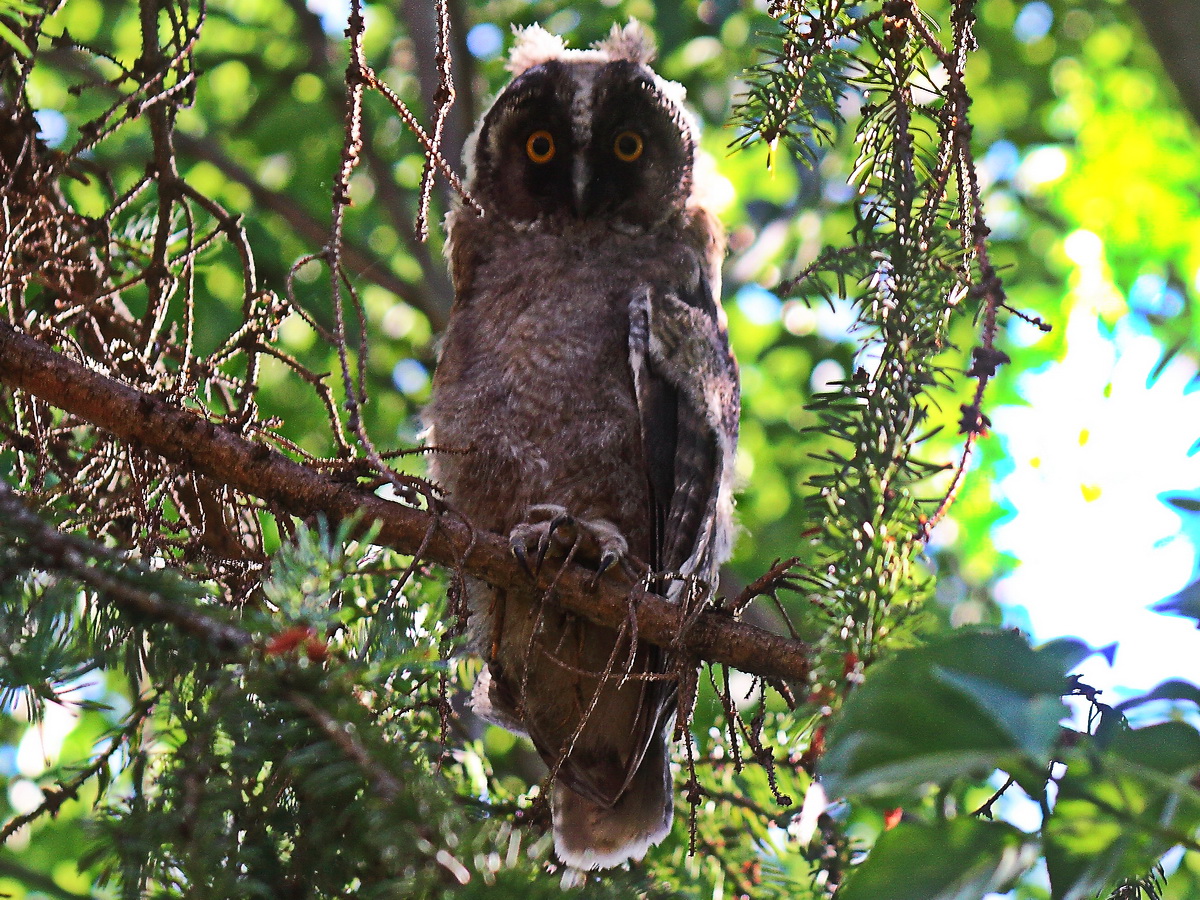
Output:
1129 1 1200 128
0 322 811 685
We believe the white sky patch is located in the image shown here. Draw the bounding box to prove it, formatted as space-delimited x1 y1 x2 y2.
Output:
306 0 349 34
1015 145 1069 193
810 358 846 394
466 23 504 59
15 701 81 777
1013 1 1054 43
990 309 1200 699
33 109 68 147
736 284 782 324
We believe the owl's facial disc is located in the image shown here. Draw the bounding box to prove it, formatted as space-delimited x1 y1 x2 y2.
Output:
473 60 695 228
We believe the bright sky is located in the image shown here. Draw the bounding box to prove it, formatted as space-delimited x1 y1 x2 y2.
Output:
989 242 1200 703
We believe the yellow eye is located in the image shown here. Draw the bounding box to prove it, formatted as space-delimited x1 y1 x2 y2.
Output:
613 130 644 162
525 130 556 163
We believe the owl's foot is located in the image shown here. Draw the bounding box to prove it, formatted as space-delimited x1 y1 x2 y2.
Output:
509 504 628 582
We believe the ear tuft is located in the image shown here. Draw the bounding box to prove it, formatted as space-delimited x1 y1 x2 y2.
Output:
594 19 656 65
507 23 569 74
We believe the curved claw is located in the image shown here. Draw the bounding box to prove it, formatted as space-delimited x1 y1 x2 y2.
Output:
589 550 620 590
536 513 574 572
510 508 629 586
597 550 620 578
511 540 534 577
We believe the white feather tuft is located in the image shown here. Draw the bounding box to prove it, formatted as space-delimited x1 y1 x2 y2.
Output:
506 20 658 76
506 23 569 74
593 20 656 65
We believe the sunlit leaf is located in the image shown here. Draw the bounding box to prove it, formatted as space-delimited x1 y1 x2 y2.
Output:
838 819 1037 900
1045 722 1200 900
820 630 1070 798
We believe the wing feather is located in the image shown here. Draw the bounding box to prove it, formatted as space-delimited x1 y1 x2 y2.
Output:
629 269 738 590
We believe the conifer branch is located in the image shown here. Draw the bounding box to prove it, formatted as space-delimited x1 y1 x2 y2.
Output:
0 322 812 685
0 479 251 652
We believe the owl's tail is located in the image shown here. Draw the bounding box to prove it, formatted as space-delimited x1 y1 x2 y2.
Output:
550 734 673 871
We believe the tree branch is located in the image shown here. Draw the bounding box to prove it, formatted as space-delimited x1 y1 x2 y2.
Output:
0 478 252 651
0 323 812 684
41 47 445 327
1128 0 1200 129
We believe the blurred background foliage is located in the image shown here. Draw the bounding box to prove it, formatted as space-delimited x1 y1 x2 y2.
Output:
4 0 1200 897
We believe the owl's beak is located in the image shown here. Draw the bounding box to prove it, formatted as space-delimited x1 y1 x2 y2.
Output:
572 160 593 219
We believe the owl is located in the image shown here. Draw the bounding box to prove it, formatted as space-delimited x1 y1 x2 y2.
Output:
424 21 739 870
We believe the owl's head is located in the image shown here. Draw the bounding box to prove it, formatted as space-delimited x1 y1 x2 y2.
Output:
466 21 700 230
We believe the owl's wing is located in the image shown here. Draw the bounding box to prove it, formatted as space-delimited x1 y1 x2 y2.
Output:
629 269 738 590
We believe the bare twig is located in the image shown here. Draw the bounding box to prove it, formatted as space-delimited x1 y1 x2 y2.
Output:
0 322 813 684
0 695 155 845
171 131 439 322
0 470 251 651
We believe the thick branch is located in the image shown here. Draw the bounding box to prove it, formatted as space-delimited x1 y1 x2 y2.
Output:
0 323 812 684
1129 0 1200 129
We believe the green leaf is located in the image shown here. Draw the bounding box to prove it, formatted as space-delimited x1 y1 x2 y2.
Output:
932 668 1064 761
0 17 31 56
837 819 1037 900
1153 579 1200 626
820 630 1070 798
1115 679 1200 715
1045 722 1200 900
1110 720 1200 774
1037 637 1105 672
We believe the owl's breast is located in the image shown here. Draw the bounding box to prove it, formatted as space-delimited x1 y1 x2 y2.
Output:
426 225 670 552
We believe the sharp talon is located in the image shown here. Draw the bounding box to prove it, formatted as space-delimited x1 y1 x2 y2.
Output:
511 508 628 587
548 513 574 544
534 531 554 573
597 550 619 576
536 514 572 572
512 542 533 577
589 551 619 589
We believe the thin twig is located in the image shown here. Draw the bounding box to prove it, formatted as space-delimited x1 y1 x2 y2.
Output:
0 321 814 684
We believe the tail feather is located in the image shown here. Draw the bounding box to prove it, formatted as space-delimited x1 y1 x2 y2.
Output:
551 733 673 870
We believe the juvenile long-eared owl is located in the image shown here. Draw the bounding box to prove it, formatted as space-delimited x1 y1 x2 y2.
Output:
424 22 739 870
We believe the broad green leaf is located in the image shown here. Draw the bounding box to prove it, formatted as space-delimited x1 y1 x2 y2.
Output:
837 819 1037 900
1153 579 1200 626
933 668 1064 761
1114 721 1200 771
820 630 1070 798
1115 679 1200 715
1037 637 1106 673
1045 722 1200 900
